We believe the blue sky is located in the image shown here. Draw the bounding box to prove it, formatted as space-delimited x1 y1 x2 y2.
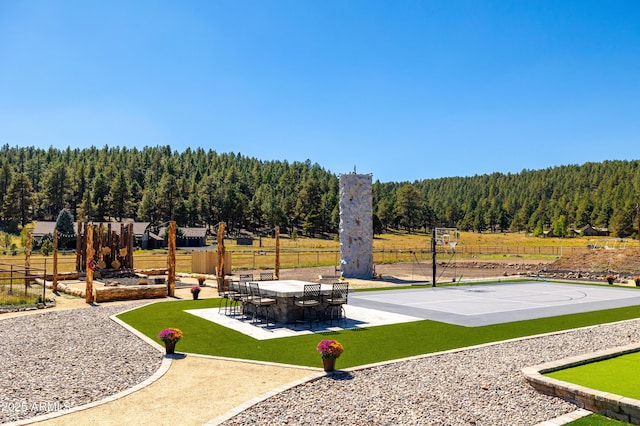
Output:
1 1 639 183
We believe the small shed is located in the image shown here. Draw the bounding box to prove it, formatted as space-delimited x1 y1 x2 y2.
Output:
236 235 254 246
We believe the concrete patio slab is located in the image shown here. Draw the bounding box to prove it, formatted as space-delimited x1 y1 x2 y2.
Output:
185 305 422 340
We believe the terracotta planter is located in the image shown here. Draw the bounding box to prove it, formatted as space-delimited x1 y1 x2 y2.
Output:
322 357 336 372
165 341 176 355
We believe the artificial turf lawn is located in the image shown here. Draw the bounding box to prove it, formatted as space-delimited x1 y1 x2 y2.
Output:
566 414 631 425
117 295 640 369
546 351 640 399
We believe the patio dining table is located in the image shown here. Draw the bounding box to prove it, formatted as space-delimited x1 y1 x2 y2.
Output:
251 280 334 323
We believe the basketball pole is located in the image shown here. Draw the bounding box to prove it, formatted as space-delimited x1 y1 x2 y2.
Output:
432 227 436 287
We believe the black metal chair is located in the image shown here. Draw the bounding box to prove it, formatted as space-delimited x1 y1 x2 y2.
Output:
230 280 250 317
217 277 238 315
259 272 274 281
239 273 254 282
248 282 276 324
324 282 349 324
294 284 322 328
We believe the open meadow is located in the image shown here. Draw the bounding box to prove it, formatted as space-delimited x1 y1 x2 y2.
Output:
0 231 635 275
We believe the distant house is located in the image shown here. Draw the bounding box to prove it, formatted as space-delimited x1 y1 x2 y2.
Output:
31 221 76 242
154 226 208 248
581 224 609 237
31 221 151 246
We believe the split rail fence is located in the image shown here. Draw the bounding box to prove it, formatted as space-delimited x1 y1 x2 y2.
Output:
0 263 47 305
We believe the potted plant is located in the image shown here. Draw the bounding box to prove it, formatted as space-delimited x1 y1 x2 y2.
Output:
606 275 617 285
190 286 201 300
196 275 206 286
634 276 640 287
316 339 344 372
157 328 183 355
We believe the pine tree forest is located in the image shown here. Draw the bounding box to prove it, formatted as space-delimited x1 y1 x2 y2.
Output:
0 144 639 239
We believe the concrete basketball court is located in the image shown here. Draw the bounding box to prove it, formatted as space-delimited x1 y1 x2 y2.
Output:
186 281 640 339
349 281 640 327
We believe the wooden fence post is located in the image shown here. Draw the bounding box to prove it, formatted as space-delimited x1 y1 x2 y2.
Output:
275 226 280 280
53 230 58 292
168 221 176 297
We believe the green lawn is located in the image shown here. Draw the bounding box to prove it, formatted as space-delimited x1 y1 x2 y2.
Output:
117 295 640 369
567 414 631 425
547 352 640 399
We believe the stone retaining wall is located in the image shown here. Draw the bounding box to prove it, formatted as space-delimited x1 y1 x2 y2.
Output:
523 343 640 424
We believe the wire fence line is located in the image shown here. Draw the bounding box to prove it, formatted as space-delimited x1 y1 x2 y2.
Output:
0 263 47 306
0 245 592 276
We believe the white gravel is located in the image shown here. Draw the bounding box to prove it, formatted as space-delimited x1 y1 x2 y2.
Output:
222 319 640 425
0 304 161 424
2 303 638 425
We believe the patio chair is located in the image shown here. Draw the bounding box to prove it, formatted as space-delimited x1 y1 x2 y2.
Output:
259 272 274 281
324 282 349 325
230 280 250 317
239 273 253 283
248 282 276 324
294 284 322 329
217 278 238 315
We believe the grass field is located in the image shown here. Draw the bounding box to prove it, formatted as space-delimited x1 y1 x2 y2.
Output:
546 351 640 399
118 295 640 369
0 231 636 276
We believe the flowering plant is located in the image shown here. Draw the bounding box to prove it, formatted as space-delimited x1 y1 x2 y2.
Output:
157 328 183 343
606 275 617 283
190 286 201 294
316 339 344 359
634 276 640 283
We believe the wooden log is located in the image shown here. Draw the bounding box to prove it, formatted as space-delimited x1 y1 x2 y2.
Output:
217 222 225 277
53 230 58 292
128 223 134 269
76 221 82 271
25 231 32 286
275 226 280 280
167 221 176 297
93 285 167 303
86 223 94 303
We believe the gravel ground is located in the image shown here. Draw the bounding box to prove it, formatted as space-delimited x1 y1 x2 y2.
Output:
222 320 640 426
0 304 161 424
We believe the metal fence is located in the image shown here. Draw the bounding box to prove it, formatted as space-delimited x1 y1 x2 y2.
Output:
0 263 47 306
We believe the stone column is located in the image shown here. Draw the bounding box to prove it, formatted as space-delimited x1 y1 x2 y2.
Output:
339 173 373 279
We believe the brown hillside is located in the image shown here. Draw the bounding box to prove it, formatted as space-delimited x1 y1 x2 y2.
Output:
547 247 640 277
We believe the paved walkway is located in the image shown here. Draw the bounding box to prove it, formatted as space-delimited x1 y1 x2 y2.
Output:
30 355 316 426
5 285 316 426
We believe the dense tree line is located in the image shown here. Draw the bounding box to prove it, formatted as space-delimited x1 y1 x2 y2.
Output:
0 145 638 238
373 161 640 238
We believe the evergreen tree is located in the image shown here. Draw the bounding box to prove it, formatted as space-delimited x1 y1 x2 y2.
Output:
552 215 568 238
55 208 76 248
2 172 34 230
41 161 69 218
